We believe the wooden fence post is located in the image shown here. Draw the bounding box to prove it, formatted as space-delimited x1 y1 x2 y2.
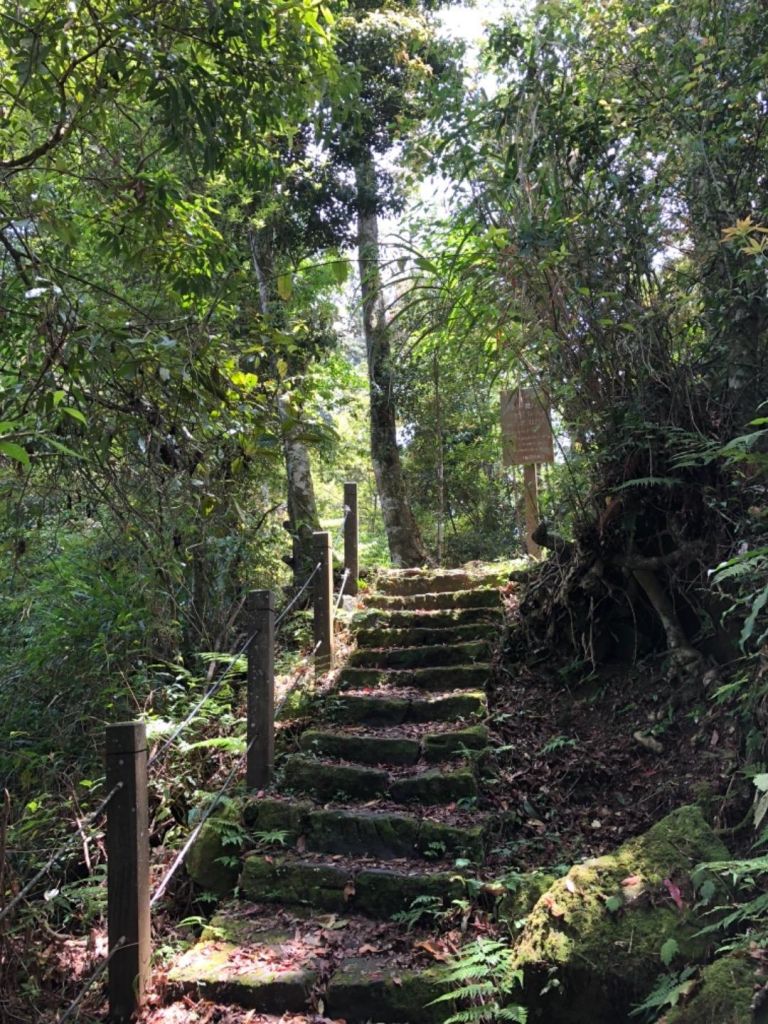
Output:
106 722 150 1024
313 530 334 674
343 481 359 598
246 589 275 790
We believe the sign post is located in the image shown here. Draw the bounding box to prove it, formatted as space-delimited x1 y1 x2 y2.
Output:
501 388 554 558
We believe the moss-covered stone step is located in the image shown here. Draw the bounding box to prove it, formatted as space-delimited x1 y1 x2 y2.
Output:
338 663 490 693
169 925 316 1013
243 798 487 861
355 622 498 648
353 606 503 630
389 766 478 804
328 688 487 726
284 754 478 805
300 727 421 765
326 957 449 1023
423 724 490 762
375 567 504 597
239 852 470 918
347 640 489 670
306 807 485 860
364 587 502 612
299 723 489 766
283 754 388 801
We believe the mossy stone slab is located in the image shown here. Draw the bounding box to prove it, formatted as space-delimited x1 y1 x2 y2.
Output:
423 725 490 762
663 953 759 1024
306 808 484 861
326 957 449 1024
355 623 498 649
338 664 490 692
299 729 420 766
283 754 388 801
348 641 488 670
242 797 311 845
408 691 486 723
514 805 731 1023
389 767 478 805
170 940 315 1014
329 694 410 726
353 607 503 630
364 587 501 612
356 867 467 918
239 854 353 912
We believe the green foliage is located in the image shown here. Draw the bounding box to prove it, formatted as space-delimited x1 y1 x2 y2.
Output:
629 966 698 1021
430 938 527 1024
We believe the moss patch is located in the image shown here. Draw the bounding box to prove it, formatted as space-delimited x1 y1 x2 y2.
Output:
283 754 388 801
513 805 730 1023
186 799 243 896
422 724 489 762
327 956 449 1024
662 953 758 1024
390 767 478 805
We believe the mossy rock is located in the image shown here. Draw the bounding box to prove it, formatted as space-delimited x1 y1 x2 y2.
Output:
662 952 760 1024
186 799 243 896
514 805 730 1023
496 869 559 922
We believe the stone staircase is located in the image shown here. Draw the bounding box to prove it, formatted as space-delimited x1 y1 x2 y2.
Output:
167 565 506 1023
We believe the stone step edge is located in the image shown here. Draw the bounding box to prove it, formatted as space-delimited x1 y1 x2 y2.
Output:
244 798 490 861
282 754 479 805
297 724 490 766
238 852 477 917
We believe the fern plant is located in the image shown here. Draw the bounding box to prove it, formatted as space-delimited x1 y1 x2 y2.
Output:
429 937 527 1023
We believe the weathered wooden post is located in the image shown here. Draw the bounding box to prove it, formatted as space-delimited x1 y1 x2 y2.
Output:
246 589 275 790
106 722 150 1024
343 481 359 598
313 530 334 673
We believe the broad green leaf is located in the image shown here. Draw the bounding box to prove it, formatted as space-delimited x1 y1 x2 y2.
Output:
0 441 30 465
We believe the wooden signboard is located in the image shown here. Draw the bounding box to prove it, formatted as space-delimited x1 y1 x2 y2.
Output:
501 388 554 467
501 388 554 558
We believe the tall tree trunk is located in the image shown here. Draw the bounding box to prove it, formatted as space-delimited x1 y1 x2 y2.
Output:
355 152 428 567
248 226 321 583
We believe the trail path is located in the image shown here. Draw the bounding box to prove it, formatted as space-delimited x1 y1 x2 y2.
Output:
161 565 506 1023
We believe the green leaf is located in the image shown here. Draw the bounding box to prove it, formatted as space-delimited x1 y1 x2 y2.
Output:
277 273 293 300
61 407 87 424
0 440 30 465
660 937 678 966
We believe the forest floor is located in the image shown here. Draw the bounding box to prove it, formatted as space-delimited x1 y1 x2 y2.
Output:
3 580 750 1024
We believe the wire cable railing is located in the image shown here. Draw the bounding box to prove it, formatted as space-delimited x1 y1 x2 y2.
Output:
275 560 322 628
7 487 360 1021
0 781 123 925
55 936 126 1024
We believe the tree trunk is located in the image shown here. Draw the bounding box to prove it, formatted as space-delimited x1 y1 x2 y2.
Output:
248 225 321 583
355 152 428 567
